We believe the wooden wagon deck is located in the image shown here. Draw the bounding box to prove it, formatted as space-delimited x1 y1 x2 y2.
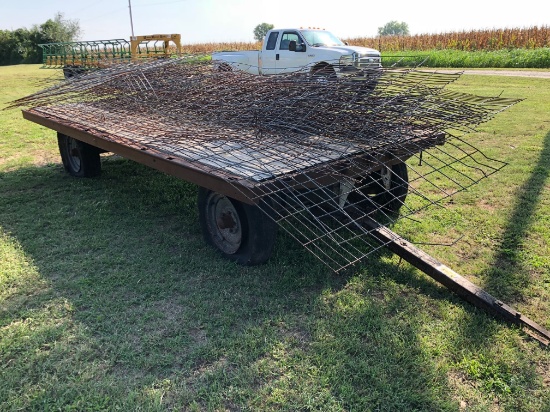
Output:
23 103 443 203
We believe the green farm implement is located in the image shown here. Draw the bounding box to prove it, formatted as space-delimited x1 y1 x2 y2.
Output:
39 33 182 78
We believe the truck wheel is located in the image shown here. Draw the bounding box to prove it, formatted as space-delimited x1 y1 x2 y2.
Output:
198 188 277 265
311 64 336 81
349 161 409 216
217 63 233 72
58 133 101 177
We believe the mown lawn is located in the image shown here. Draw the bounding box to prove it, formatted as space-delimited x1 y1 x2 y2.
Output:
1 65 549 411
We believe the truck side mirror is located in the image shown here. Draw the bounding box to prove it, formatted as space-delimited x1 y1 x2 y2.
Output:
289 41 306 52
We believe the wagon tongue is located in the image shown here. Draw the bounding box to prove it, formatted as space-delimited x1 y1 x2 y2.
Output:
364 219 550 346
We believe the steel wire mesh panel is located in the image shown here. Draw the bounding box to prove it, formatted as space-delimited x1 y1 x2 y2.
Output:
12 56 521 271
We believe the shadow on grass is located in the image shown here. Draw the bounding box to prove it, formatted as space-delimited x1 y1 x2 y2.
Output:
483 130 550 301
0 158 464 410
428 131 550 410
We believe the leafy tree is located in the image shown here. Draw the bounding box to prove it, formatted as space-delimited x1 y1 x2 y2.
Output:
38 12 81 44
0 28 33 65
378 21 410 36
253 23 274 42
0 12 81 65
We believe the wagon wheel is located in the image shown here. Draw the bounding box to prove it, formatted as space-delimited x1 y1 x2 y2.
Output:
57 133 101 177
63 66 75 79
197 188 277 265
348 161 409 216
63 65 85 79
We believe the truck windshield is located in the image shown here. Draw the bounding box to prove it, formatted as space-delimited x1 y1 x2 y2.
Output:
300 30 345 47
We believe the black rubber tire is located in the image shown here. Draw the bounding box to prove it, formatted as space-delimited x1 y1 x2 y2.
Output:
62 67 73 79
349 161 409 216
63 65 85 79
217 63 233 72
57 133 101 177
197 188 277 265
311 64 337 81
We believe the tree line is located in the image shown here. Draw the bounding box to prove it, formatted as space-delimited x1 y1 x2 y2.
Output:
252 21 409 43
0 12 80 66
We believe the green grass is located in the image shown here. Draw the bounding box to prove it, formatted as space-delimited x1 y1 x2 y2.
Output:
382 48 550 68
1 65 549 411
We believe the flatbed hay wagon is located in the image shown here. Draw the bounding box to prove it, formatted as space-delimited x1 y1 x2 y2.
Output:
16 57 550 346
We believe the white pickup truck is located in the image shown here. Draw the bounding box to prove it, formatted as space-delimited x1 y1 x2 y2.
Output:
212 28 381 77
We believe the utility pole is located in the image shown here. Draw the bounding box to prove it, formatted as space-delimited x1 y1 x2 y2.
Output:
128 0 135 37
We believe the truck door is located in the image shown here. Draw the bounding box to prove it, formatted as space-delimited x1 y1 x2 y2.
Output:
260 31 279 75
277 31 309 74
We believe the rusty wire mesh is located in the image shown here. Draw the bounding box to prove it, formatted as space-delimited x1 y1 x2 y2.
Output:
12 56 522 271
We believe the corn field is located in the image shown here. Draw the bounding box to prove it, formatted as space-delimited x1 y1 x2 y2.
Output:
180 26 549 54
181 41 261 54
348 26 550 52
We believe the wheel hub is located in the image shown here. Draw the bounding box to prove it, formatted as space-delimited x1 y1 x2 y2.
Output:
380 166 392 190
67 139 81 172
217 211 236 230
209 195 242 254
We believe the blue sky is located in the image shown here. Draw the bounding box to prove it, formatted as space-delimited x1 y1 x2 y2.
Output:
1 0 549 44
